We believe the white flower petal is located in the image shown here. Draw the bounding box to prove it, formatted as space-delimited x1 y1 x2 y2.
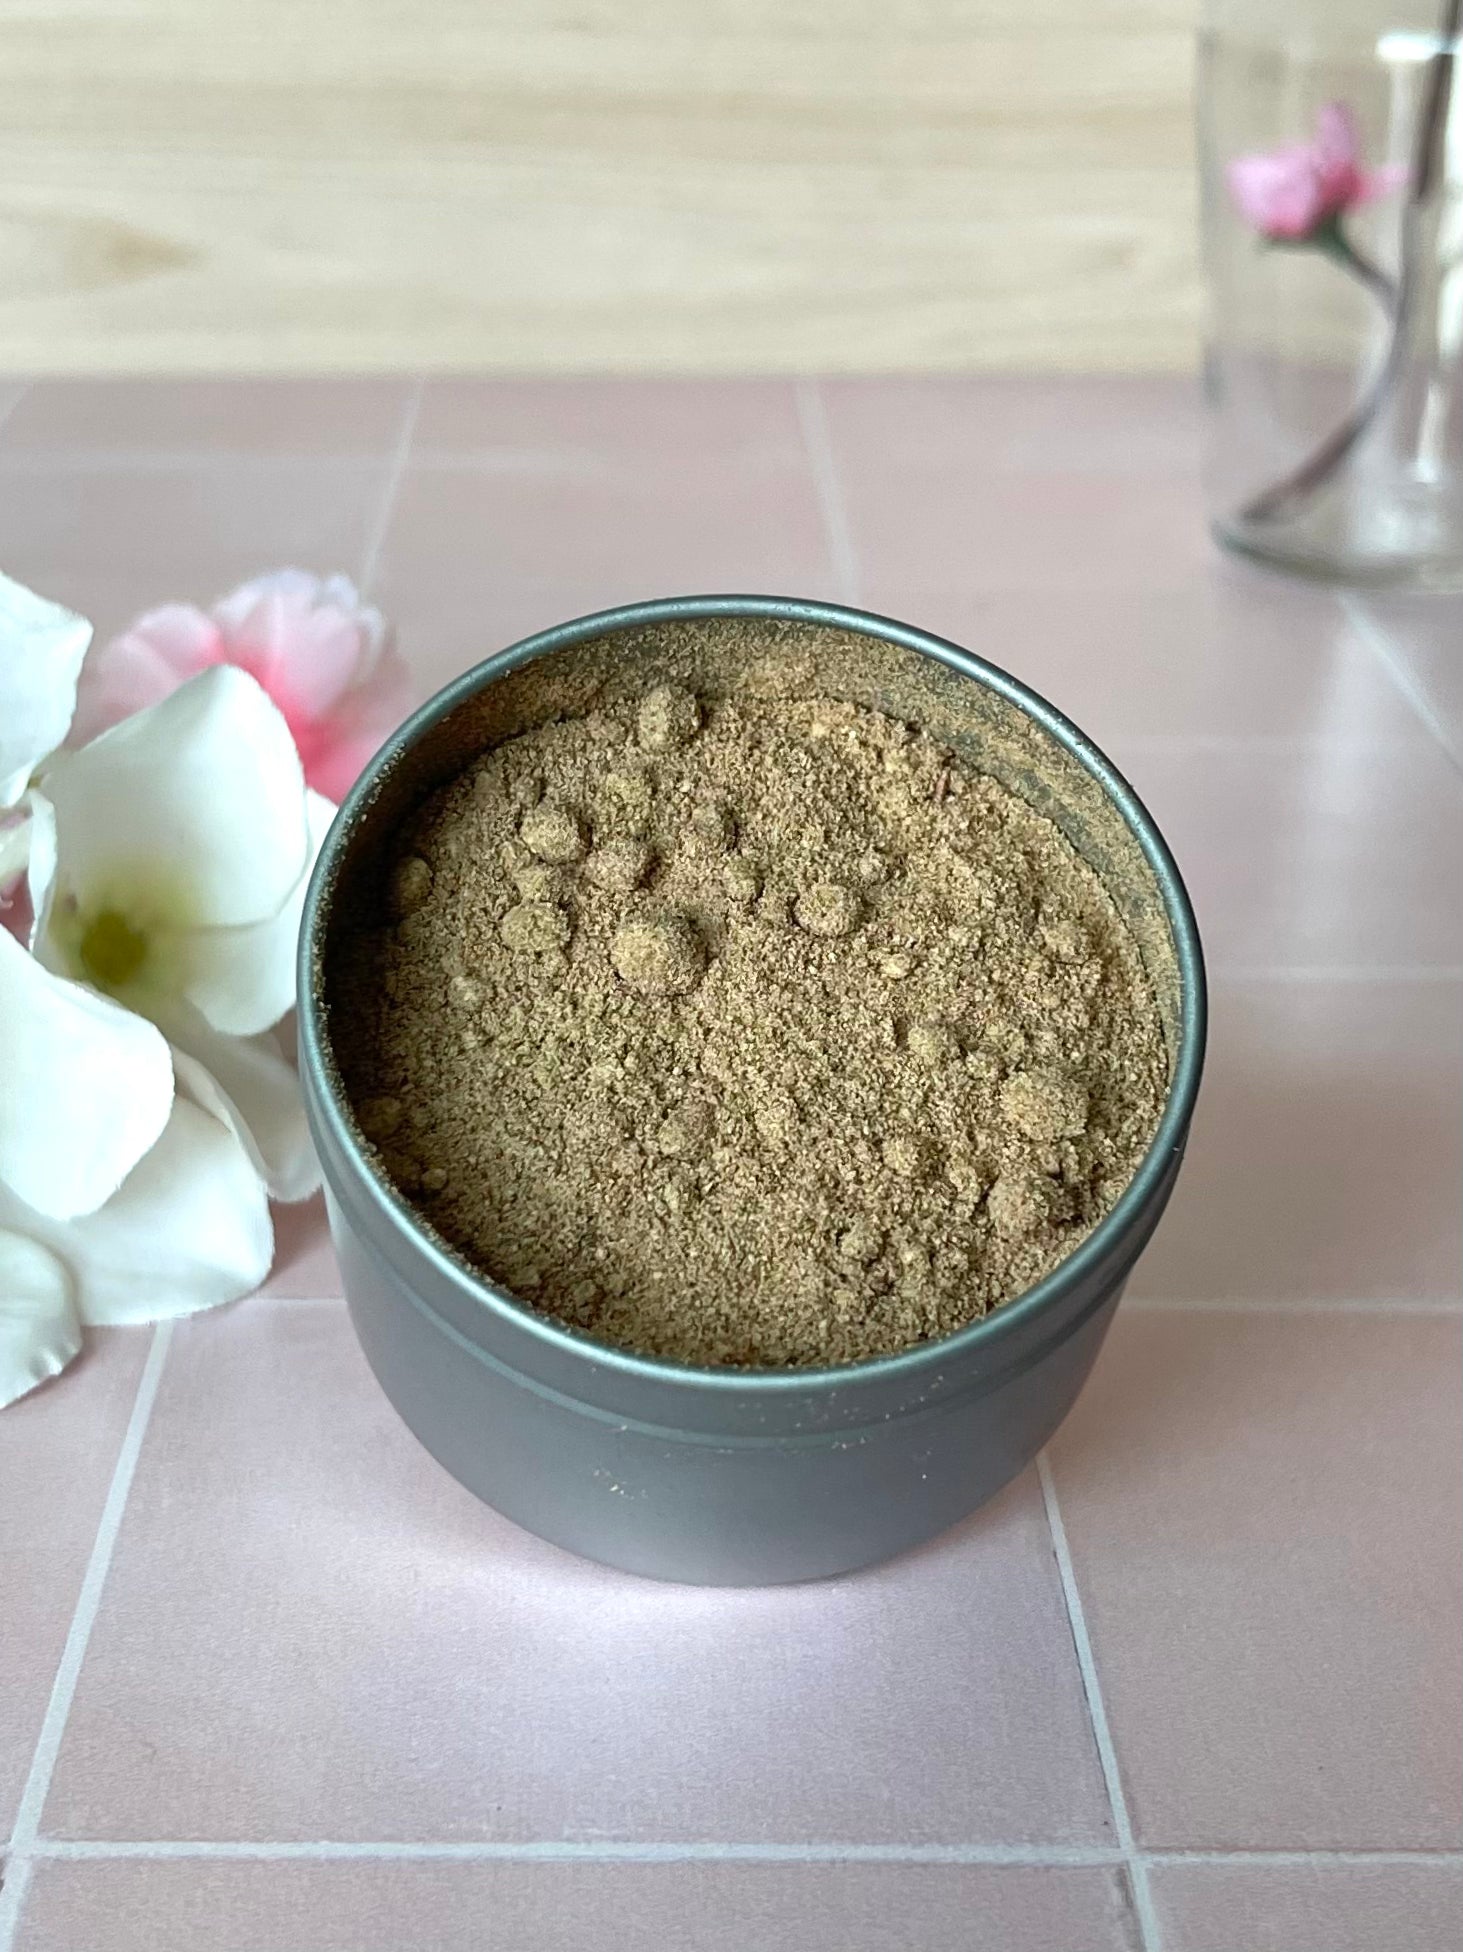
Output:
0 1096 274 1328
168 1014 320 1203
0 807 31 891
0 573 92 808
39 664 309 930
18 787 55 922
0 926 174 1221
0 1229 81 1408
181 788 334 1035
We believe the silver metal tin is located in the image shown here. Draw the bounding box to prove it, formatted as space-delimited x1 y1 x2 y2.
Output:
298 597 1206 1584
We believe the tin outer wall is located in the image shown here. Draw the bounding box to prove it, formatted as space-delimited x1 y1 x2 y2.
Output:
299 596 1207 1586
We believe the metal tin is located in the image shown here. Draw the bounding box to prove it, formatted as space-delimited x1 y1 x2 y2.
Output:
298 596 1206 1585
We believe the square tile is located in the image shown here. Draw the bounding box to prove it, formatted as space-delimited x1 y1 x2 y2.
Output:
45 1301 1112 1846
1048 1309 1463 1848
843 470 1209 595
0 1331 149 1830
14 1860 1141 1952
1149 1860 1463 1952
0 379 414 460
819 375 1202 479
818 377 1206 592
0 462 390 647
1123 737 1463 969
1130 978 1462 1304
857 576 1428 752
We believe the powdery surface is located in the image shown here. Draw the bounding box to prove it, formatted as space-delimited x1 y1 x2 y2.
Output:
336 683 1166 1366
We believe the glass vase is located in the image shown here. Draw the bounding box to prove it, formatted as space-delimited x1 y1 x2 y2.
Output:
1199 0 1463 585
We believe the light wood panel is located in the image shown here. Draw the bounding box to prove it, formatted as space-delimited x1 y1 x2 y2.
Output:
0 3 1200 374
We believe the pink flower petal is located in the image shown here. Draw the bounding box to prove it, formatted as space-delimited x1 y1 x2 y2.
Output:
215 571 391 729
70 607 223 747
1313 102 1363 198
260 610 373 725
74 571 405 803
1357 162 1409 204
1227 149 1328 239
294 656 412 799
304 731 394 804
1227 102 1401 239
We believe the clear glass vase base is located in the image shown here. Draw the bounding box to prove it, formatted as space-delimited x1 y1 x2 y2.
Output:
1215 518 1463 591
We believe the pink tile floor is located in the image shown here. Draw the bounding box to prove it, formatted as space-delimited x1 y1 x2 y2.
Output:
1 377 1460 1952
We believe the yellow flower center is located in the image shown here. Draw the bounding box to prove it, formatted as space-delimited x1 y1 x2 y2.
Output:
78 908 149 989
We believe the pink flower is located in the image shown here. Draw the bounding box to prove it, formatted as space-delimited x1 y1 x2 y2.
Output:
73 571 411 802
1227 103 1405 242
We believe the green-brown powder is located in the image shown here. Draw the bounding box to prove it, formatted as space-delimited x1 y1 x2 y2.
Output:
335 683 1167 1367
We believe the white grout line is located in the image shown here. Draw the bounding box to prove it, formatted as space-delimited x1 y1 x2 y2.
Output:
1340 592 1463 776
1037 1452 1164 1951
0 451 405 475
0 1323 173 1949
1143 1849 1463 1869
1210 964 1463 984
357 376 425 598
28 1841 1125 1866
1122 1295 1463 1316
20 1837 1463 1869
794 379 861 606
1113 732 1432 754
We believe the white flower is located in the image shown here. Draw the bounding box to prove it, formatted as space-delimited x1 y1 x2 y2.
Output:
0 571 92 809
0 576 334 1407
0 931 272 1406
28 665 330 1200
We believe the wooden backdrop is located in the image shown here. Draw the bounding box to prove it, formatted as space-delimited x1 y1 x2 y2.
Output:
0 1 1198 374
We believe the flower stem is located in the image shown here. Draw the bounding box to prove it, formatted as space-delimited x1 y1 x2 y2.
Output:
1313 219 1398 313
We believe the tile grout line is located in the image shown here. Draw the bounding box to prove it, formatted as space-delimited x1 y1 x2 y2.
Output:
19 1838 1463 1867
1143 1849 1463 1868
1210 964 1463 984
0 452 420 476
0 1322 174 1950
26 1841 1127 1866
1340 592 1463 777
1122 1295 1463 1316
1037 1451 1164 1952
793 379 862 605
357 376 425 599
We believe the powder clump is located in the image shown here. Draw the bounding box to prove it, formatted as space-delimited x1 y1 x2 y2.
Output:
611 912 706 997
637 684 700 753
501 901 571 956
520 801 586 865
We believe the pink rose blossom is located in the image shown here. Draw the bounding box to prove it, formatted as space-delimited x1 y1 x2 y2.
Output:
1227 102 1405 242
73 570 411 802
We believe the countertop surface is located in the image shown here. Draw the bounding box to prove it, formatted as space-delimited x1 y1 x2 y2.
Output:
0 376 1459 1952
